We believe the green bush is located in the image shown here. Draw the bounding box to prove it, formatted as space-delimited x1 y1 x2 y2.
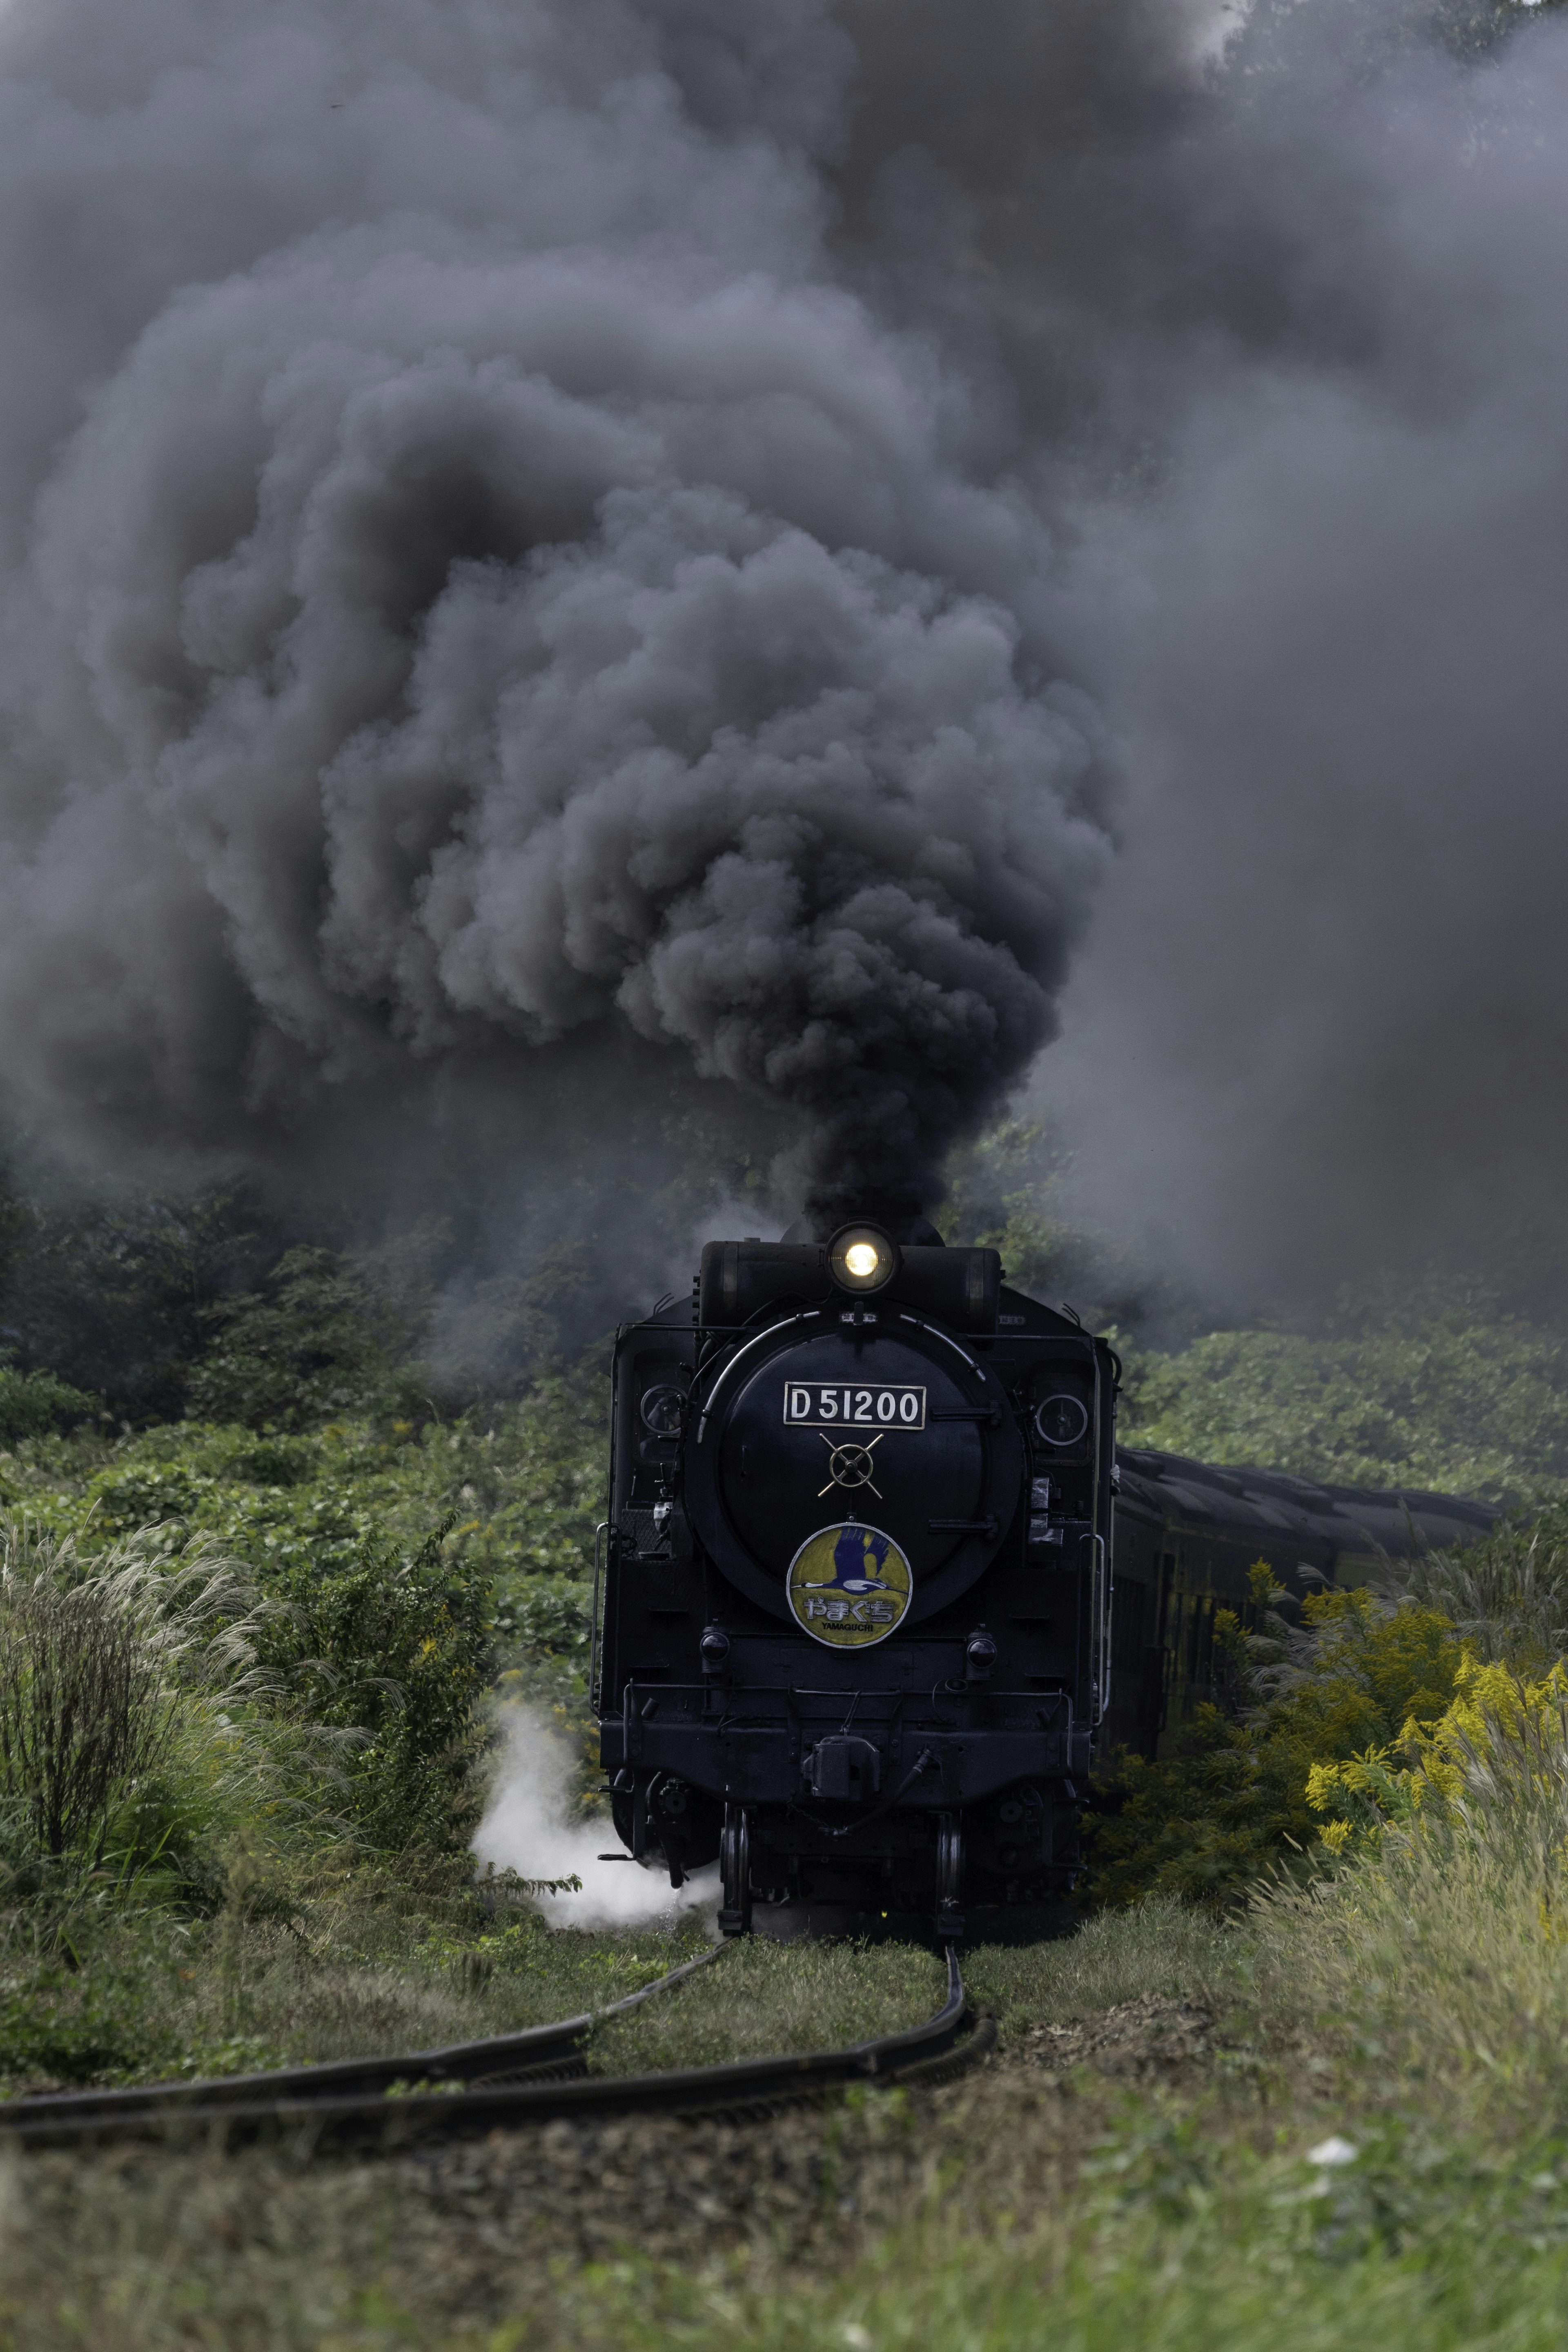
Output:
0 1368 97 1446
1118 1317 1568 1503
0 1506 497 1921
0 1940 190 2085
186 1246 423 1431
0 1381 604 1592
0 1381 597 1867
493 1572 591 1671
254 1526 494 1860
1256 1653 1568 2145
1087 1582 1465 1907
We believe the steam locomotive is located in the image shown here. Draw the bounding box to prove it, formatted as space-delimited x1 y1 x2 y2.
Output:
594 1217 1494 1936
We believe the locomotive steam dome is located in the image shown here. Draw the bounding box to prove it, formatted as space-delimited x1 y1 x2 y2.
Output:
683 1224 1023 1631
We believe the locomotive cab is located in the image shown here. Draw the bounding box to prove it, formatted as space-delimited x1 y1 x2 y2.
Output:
595 1216 1118 1937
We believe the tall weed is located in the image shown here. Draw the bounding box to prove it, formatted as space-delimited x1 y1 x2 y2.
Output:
1258 1666 1568 2132
1380 1502 1568 1666
0 1517 347 1917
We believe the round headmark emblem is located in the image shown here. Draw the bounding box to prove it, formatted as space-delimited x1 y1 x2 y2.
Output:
786 1521 913 1648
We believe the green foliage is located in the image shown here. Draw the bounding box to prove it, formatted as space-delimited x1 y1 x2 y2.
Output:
1120 1315 1568 1503
493 1570 595 1780
494 1572 592 1665
1385 1500 1568 1667
1088 1586 1466 1906
0 1374 604 1593
1256 1655 1568 2148
253 1525 494 1858
0 1180 280 1421
0 1520 328 1923
186 1244 428 1431
0 1367 96 1445
0 1365 605 1873
0 1940 190 2086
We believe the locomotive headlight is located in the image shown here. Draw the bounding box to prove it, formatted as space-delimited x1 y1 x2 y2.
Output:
828 1223 900 1294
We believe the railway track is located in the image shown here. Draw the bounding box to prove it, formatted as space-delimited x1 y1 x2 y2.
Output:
0 1943 994 2154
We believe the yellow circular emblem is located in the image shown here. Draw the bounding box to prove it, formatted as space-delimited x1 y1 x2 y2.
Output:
786 1521 913 1648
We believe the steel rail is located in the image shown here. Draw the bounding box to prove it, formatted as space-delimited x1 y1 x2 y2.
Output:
0 1945 992 2153
0 1942 725 2132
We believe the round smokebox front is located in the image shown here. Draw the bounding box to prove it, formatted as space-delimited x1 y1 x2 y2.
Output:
684 1323 1021 1629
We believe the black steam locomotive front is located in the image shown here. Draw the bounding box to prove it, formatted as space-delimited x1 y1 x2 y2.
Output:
596 1217 1118 1935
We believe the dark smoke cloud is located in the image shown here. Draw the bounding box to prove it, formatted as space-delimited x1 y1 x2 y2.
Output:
0 0 1113 1232
1040 7 1568 1308
6 0 1568 1311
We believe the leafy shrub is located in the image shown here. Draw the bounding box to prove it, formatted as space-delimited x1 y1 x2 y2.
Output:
254 1526 494 1860
186 1246 423 1431
1307 1652 1568 1857
0 1385 595 1861
1087 1580 1465 1906
0 1368 96 1446
494 1574 591 1670
0 1381 604 1591
1258 1653 1568 2143
492 1572 597 1808
1118 1316 1568 1503
0 1942 189 2085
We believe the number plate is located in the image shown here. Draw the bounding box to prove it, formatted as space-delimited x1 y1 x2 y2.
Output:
782 1383 927 1430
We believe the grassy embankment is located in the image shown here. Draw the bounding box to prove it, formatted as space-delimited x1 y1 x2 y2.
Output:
3 1811 1568 2350
0 1482 1567 2349
6 1221 1568 2339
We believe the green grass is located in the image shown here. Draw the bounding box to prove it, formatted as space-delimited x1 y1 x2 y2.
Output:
550 2224 1568 2352
0 1900 712 2092
12 2149 1568 2352
0 1780 1559 2349
964 1893 1240 2037
588 1937 943 2074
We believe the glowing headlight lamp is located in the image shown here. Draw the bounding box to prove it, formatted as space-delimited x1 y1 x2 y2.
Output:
828 1224 900 1296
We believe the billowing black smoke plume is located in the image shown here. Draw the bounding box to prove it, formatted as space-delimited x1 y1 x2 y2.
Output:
1031 0 1568 1307
5 0 1568 1306
0 0 1117 1234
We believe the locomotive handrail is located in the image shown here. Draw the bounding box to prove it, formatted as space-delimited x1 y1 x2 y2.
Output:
895 1311 982 1374
0 1945 992 2152
589 1517 610 1714
692 1310 822 1443
1086 1530 1111 1722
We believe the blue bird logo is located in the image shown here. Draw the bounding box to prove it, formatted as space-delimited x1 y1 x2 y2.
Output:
802 1524 893 1595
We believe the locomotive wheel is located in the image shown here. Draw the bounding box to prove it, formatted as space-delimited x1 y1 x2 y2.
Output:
718 1804 752 1938
934 1811 965 1940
